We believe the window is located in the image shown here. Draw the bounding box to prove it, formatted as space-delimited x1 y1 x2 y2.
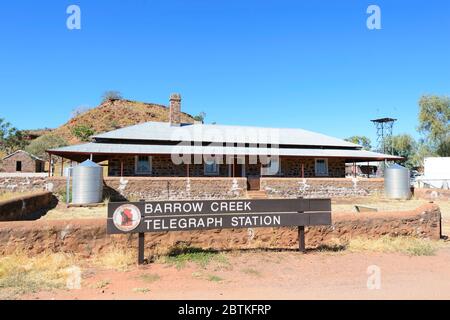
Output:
261 158 280 176
135 156 152 174
315 158 329 176
204 159 219 175
16 161 22 172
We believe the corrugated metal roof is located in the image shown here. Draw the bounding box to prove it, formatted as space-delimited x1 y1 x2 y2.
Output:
92 121 361 148
49 143 401 160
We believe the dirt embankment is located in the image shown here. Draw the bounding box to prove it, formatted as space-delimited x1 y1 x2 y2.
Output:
0 192 54 222
0 204 441 257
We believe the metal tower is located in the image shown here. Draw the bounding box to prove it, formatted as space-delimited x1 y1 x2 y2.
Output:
371 118 397 154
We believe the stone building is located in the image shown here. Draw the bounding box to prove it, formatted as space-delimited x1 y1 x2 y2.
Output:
48 93 400 191
0 150 45 173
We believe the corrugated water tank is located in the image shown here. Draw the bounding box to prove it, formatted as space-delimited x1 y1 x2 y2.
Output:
71 160 103 204
384 163 411 200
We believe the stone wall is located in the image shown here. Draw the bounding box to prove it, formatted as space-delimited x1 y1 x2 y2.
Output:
0 174 49 193
1 174 386 200
261 177 384 198
0 191 54 221
103 177 247 201
414 188 450 201
107 156 347 178
108 155 230 177
46 176 247 201
279 157 345 177
0 203 441 257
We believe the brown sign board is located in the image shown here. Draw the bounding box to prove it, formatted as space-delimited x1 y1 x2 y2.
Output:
107 198 330 218
106 198 332 264
106 198 331 234
107 212 331 234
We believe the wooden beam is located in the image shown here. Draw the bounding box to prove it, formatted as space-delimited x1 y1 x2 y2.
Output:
367 161 370 179
47 153 51 177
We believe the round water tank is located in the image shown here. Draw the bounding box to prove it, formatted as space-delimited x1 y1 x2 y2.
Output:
71 160 103 204
384 163 411 200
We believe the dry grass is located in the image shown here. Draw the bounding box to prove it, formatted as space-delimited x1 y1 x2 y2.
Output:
91 280 110 289
348 236 440 256
0 191 40 202
332 198 427 213
139 273 161 283
133 287 150 293
436 200 450 236
241 268 262 277
207 274 224 282
40 205 107 220
92 246 136 271
0 250 77 298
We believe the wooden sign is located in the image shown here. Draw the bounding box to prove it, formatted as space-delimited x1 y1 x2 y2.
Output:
106 198 332 264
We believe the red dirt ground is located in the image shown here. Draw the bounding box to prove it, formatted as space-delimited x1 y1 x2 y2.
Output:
22 247 450 300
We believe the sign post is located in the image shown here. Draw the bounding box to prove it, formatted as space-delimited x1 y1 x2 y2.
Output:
138 233 145 265
298 226 306 253
107 198 332 265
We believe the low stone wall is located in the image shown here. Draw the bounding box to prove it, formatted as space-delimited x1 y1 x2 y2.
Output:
414 188 450 201
1 175 386 200
0 204 441 257
103 177 247 201
47 177 247 201
261 178 384 198
0 191 54 221
0 174 49 193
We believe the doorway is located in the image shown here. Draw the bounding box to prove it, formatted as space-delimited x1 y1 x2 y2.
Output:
16 161 22 172
234 164 243 177
247 176 261 191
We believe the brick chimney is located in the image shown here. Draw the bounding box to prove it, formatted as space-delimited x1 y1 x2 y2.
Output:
169 93 181 126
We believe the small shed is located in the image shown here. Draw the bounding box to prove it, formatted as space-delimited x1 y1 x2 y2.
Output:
0 150 45 173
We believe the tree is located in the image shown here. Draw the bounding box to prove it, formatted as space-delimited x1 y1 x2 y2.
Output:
0 118 28 154
411 140 436 169
102 90 123 102
345 136 372 151
71 105 92 118
71 124 95 142
386 134 418 169
418 95 450 156
25 134 68 161
193 112 206 123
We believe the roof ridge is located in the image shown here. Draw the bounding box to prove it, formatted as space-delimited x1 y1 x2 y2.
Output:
2 150 44 161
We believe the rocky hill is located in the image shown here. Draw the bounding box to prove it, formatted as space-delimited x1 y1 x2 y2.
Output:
42 99 196 145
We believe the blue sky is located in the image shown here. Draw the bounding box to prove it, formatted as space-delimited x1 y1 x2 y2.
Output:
0 0 449 145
